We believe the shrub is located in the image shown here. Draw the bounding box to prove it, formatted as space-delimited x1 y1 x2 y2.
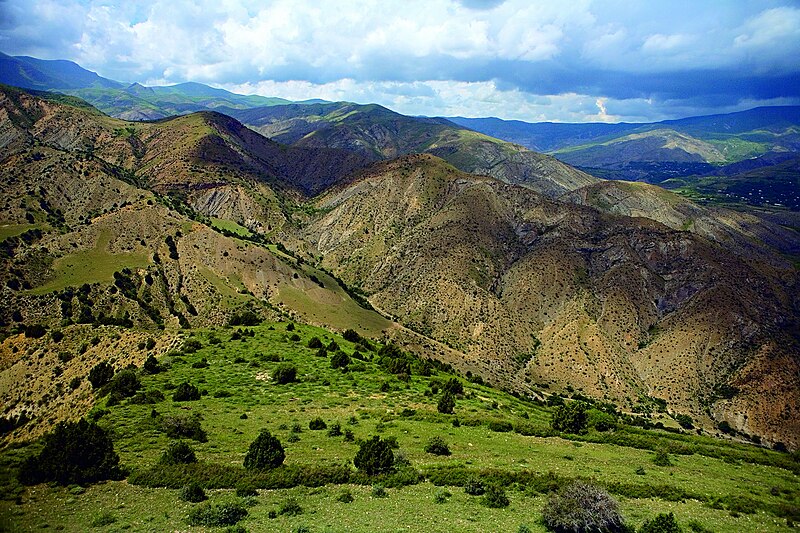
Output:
336 489 354 503
330 351 350 369
328 423 343 437
551 402 588 434
652 451 672 467
24 323 47 338
675 414 694 430
88 362 114 389
424 436 451 456
309 417 327 430
143 354 163 374
188 501 248 526
443 378 464 396
244 429 285 470
108 368 141 398
279 497 303 516
343 329 361 342
180 482 207 503
354 436 395 476
273 364 298 384
229 310 261 327
464 478 486 496
18 419 122 485
289 333 301 342
172 382 201 401
488 420 513 432
640 512 682 533
162 414 208 442
90 511 117 527
434 488 451 504
587 409 617 432
51 330 64 342
235 482 259 497
307 337 323 349
437 391 455 414
371 485 388 498
482 485 510 508
541 481 625 533
160 441 197 465
182 339 202 353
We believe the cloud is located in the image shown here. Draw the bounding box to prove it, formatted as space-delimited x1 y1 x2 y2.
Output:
1 0 799 122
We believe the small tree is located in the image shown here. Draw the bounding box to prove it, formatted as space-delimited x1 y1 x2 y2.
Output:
551 401 588 434
354 436 395 476
542 481 625 533
437 391 455 414
443 377 464 396
160 441 197 465
243 429 285 470
330 351 350 369
88 362 114 389
143 354 163 374
640 512 682 533
482 485 510 508
172 382 201 401
108 368 141 398
18 419 122 485
424 436 451 456
273 364 298 384
675 414 693 430
180 482 207 503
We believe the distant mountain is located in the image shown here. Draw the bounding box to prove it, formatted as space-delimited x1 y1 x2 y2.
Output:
228 102 598 197
451 108 800 203
0 53 292 120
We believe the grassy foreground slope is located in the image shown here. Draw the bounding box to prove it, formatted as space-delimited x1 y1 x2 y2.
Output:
1 322 798 532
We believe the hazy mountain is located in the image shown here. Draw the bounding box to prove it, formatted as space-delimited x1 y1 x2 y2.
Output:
228 102 598 198
452 108 800 195
0 53 292 120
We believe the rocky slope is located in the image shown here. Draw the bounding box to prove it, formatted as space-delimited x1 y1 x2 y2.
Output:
229 102 598 197
304 154 800 448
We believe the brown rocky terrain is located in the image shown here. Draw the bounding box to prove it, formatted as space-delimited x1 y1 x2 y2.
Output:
304 154 800 448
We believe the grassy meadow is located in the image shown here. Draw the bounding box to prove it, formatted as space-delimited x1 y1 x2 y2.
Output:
1 322 798 532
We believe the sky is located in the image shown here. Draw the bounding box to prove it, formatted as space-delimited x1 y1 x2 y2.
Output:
1 0 800 122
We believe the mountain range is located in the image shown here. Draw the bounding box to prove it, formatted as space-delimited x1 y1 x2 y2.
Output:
1 76 798 451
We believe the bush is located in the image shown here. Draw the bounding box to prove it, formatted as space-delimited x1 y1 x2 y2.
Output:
109 368 141 398
343 329 361 342
424 436 451 456
88 362 114 389
675 414 694 430
307 337 323 349
309 417 327 430
236 482 259 497
327 423 343 437
640 512 682 533
18 419 122 485
143 354 163 374
464 478 485 496
354 436 395 476
229 310 261 327
488 420 513 432
188 501 248 526
244 429 285 470
371 485 388 498
434 488 451 504
541 481 625 533
172 382 201 401
180 482 207 503
330 351 350 369
443 377 464 396
279 497 303 516
587 409 617 432
437 391 455 414
551 402 588 434
652 451 672 467
337 489 354 503
482 485 510 508
273 364 298 384
160 441 197 465
162 413 208 442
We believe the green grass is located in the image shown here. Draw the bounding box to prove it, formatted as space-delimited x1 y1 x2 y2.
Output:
211 217 253 237
2 322 798 532
0 223 44 241
29 229 150 295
